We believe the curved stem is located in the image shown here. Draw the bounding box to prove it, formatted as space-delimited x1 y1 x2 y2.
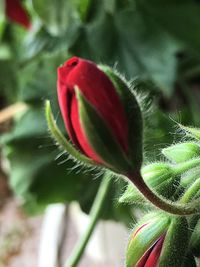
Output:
64 172 111 267
129 172 200 216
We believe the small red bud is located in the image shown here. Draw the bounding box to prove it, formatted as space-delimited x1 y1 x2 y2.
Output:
5 0 31 29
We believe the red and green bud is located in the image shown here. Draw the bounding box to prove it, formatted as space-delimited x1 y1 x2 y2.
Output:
57 57 143 174
126 213 189 267
5 0 31 29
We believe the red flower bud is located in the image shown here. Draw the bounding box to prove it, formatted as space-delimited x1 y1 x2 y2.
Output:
57 56 140 173
126 213 189 267
136 234 165 267
5 0 31 29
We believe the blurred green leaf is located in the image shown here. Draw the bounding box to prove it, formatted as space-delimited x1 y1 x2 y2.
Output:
71 7 179 96
18 51 67 103
1 105 132 222
114 9 178 96
1 106 46 143
3 142 101 212
138 0 200 54
0 59 18 102
32 0 81 36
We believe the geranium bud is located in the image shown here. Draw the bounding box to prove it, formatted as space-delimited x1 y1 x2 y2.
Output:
126 213 189 267
119 162 176 204
5 0 31 29
126 213 169 267
162 142 200 163
141 162 174 187
141 162 177 199
57 57 143 174
158 217 189 267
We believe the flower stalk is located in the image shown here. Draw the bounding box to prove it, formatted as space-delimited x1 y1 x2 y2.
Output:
64 172 111 267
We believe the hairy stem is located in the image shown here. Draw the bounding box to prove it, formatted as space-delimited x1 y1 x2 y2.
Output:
129 172 200 216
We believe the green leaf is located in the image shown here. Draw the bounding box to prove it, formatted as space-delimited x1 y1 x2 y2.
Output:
3 142 101 214
138 0 200 54
0 60 18 102
0 104 100 213
32 0 81 36
86 12 117 62
21 24 79 62
18 51 66 103
114 9 178 96
1 107 45 144
71 6 178 97
75 0 93 22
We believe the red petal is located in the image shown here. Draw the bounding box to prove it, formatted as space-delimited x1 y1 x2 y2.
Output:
57 57 79 140
6 0 31 29
136 235 165 267
70 92 103 163
136 248 152 267
144 235 165 267
57 57 128 155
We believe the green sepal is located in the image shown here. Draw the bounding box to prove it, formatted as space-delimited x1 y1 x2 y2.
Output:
158 217 190 267
162 142 200 163
181 178 200 203
174 171 200 203
119 163 176 204
180 167 200 188
126 213 170 267
45 100 97 167
99 65 143 171
190 218 200 257
75 87 133 174
172 164 200 201
180 124 200 140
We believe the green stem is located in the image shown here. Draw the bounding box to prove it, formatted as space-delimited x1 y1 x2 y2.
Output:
65 172 111 267
129 171 200 216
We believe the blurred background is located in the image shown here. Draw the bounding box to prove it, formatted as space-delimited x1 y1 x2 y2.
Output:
0 0 200 266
